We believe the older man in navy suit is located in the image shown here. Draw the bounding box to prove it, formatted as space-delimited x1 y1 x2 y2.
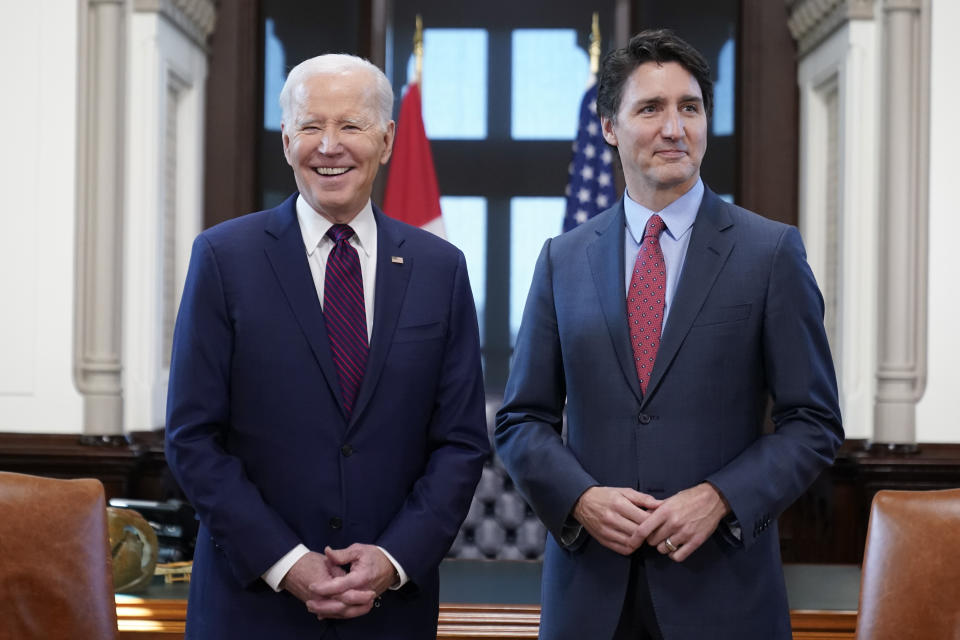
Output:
166 54 488 639
496 30 843 640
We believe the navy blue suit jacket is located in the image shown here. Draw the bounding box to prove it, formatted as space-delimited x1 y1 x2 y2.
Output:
165 194 488 639
496 188 843 640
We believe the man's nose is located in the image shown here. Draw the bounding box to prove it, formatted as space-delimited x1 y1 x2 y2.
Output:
318 130 341 154
660 110 684 139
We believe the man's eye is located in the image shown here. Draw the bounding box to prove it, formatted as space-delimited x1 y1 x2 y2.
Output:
639 105 657 114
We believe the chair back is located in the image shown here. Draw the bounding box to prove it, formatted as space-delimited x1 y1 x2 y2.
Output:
0 471 118 640
856 488 960 640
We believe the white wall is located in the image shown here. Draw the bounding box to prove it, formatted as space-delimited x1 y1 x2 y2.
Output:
916 0 960 442
0 0 83 432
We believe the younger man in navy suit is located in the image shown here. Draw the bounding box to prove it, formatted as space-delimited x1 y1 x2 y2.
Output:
496 30 843 640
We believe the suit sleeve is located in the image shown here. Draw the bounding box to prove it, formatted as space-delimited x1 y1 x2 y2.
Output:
495 239 599 544
165 235 302 586
373 251 489 584
706 226 844 548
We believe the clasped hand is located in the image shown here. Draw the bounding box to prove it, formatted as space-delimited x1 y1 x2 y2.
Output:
280 544 397 620
572 483 730 562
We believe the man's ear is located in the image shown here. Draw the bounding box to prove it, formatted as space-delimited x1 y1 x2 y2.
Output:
379 120 396 165
281 123 293 166
601 116 618 147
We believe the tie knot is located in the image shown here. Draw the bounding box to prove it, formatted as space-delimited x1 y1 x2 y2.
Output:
644 214 666 239
327 224 355 244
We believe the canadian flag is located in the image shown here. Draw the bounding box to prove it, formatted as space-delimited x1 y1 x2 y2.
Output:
383 83 445 237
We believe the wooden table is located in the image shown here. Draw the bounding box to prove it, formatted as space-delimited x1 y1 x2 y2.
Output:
116 561 859 639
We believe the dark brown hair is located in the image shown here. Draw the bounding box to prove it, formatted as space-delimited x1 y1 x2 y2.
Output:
597 29 714 122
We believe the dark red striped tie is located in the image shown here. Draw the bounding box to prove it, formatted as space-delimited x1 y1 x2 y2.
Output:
324 225 368 416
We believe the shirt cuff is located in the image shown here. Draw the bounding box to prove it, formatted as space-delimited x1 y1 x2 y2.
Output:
559 520 583 547
376 545 409 589
262 543 309 592
724 516 743 540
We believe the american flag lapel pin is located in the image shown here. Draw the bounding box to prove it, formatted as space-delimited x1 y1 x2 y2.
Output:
391 256 404 264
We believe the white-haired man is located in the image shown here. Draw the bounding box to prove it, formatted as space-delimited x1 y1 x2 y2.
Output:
166 54 488 639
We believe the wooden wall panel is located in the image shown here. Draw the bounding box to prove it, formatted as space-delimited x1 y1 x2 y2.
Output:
738 0 799 225
202 0 260 229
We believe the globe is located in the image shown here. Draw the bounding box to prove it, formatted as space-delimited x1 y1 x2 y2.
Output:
107 506 159 593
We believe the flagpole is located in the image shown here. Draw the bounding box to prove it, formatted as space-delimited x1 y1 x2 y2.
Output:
563 12 615 232
384 14 446 237
589 12 601 77
414 14 424 85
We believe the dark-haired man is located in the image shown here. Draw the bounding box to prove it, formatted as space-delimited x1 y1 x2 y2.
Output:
496 30 842 639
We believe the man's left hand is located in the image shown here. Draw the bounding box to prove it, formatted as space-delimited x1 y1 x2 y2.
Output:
304 544 397 619
635 482 731 562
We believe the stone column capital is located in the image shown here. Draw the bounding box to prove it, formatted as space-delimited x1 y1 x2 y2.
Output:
787 0 876 56
134 0 216 48
882 0 922 12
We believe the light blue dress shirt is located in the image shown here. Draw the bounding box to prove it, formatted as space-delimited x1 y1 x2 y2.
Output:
623 179 704 331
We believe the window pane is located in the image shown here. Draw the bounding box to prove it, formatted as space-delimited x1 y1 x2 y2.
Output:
406 29 488 139
509 197 565 340
263 18 284 131
712 37 735 136
511 29 591 140
442 196 487 339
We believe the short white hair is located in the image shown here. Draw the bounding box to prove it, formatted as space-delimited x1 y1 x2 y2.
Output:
279 54 393 129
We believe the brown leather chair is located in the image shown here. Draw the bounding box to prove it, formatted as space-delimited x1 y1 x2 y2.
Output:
0 471 118 640
856 488 960 640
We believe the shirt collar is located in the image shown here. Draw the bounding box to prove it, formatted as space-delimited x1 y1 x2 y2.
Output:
296 195 377 258
624 178 703 244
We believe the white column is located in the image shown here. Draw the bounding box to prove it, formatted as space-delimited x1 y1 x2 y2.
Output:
74 0 128 438
790 0 879 442
123 0 214 431
873 0 931 447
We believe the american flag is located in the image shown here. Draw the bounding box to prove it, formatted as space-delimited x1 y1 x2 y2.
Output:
563 83 616 232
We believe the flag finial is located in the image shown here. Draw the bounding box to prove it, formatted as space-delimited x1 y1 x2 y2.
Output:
589 12 601 75
414 15 424 84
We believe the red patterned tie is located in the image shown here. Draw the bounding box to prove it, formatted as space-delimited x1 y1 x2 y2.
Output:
628 214 667 394
324 225 368 415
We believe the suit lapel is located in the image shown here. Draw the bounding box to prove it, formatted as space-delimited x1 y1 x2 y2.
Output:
348 206 412 429
586 201 643 405
262 194 345 417
642 188 735 405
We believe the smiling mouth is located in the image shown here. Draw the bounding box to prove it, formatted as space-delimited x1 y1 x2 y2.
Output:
314 167 351 176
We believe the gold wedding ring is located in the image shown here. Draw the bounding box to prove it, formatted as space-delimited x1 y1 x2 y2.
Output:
664 538 678 553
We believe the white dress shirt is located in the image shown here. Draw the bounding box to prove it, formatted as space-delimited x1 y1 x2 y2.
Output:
297 195 377 339
261 195 408 592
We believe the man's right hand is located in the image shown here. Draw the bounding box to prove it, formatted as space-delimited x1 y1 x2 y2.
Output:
572 486 662 555
280 551 376 619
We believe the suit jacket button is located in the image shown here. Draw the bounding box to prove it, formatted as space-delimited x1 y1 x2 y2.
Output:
341 444 354 457
329 517 343 530
638 413 651 425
